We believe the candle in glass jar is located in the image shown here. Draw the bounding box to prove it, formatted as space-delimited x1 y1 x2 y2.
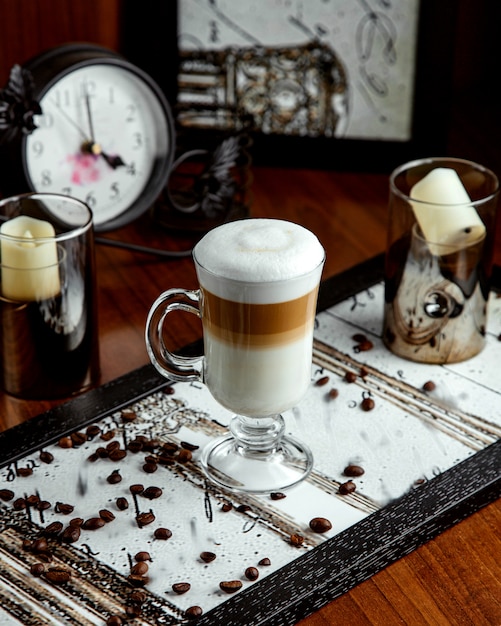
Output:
0 215 60 301
410 168 485 254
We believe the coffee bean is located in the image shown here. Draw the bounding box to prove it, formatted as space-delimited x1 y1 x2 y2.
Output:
219 580 242 594
344 464 365 477
181 441 199 451
143 486 162 500
328 388 339 399
136 511 155 527
185 606 203 620
16 467 33 477
39 451 54 464
26 494 40 507
55 502 74 515
361 397 375 411
109 448 127 462
245 566 259 581
258 557 271 566
86 425 101 439
127 440 143 453
70 431 87 446
339 480 357 495
129 484 144 495
135 551 151 562
154 527 172 540
30 563 45 577
344 371 357 383
131 562 149 576
423 380 436 392
360 367 369 378
45 567 71 584
200 551 216 563
36 500 51 512
62 526 81 544
0 489 14 501
69 517 84 527
32 538 48 553
100 429 115 441
96 447 109 458
290 533 305 547
142 461 158 474
236 504 251 513
352 333 367 343
357 340 373 352
309 517 332 533
221 502 232 512
270 492 286 500
58 436 73 448
13 498 26 510
177 449 192 463
125 605 142 619
106 440 120 452
315 375 330 386
83 517 105 530
121 408 137 422
99 509 116 523
160 442 178 455
129 590 147 604
116 497 129 511
44 521 63 536
106 616 124 626
127 574 149 587
172 582 191 594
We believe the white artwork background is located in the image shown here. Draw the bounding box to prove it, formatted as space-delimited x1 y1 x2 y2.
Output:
178 0 421 141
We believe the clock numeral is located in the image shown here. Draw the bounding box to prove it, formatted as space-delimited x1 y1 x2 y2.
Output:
62 187 72 196
126 162 137 176
37 112 54 129
81 79 97 98
85 192 97 207
54 89 71 108
31 141 44 157
41 170 52 186
132 132 143 149
126 104 136 122
110 182 120 199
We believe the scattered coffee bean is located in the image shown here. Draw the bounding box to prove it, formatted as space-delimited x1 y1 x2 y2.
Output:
221 502 232 512
258 557 271 566
36 500 51 511
136 511 155 527
116 497 129 511
30 563 45 577
154 527 172 540
44 521 63 536
172 582 191 594
290 534 305 547
328 388 339 399
121 408 137 422
22 539 32 551
219 580 243 594
129 590 147 604
339 480 357 495
160 442 178 455
236 504 251 513
16 467 33 477
344 371 357 383
163 385 175 395
131 562 149 576
135 551 151 562
309 517 332 533
86 425 101 439
58 436 73 448
143 486 162 500
39 450 54 464
200 551 216 563
177 449 192 464
100 429 115 441
69 517 84 527
26 494 40 507
142 461 158 474
55 502 74 515
185 606 203 620
357 340 373 352
245 566 259 581
32 538 48 553
106 440 121 453
107 470 122 484
125 606 142 619
70 431 87 447
361 397 375 411
270 492 286 500
96 447 109 459
352 333 367 343
109 448 127 462
83 517 105 531
127 574 149 587
0 489 14 501
13 498 26 510
45 566 71 584
62 526 81 544
106 616 124 626
315 375 330 386
129 484 144 495
127 440 143 453
360 367 369 378
99 509 116 523
344 464 365 477
423 380 436 392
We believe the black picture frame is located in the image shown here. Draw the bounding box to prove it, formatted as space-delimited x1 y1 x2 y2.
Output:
120 1 458 173
1 255 499 626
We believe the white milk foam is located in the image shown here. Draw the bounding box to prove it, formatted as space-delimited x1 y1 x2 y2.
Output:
193 219 324 303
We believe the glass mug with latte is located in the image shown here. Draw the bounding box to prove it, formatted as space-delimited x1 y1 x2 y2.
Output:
145 218 325 493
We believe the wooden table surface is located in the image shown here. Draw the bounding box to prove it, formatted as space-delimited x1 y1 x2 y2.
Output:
1 166 500 625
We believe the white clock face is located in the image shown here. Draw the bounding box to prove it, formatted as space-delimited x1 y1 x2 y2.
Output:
24 64 170 228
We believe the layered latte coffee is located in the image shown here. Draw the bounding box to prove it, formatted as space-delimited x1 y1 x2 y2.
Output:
193 219 324 416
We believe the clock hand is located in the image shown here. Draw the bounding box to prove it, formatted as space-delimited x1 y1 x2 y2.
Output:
52 101 88 140
82 87 125 169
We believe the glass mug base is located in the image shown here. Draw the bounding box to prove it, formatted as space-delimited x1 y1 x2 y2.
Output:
200 414 313 493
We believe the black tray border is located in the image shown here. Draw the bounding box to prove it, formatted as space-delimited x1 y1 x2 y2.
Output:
1 254 500 626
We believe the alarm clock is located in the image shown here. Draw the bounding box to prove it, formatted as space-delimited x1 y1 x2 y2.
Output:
0 43 175 231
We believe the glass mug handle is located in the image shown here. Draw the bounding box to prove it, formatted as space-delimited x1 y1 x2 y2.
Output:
145 288 203 382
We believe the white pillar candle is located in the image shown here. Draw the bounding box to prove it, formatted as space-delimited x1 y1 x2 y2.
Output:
1 215 61 301
410 168 486 255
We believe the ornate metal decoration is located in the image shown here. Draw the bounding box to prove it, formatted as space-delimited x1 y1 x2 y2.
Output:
0 64 41 144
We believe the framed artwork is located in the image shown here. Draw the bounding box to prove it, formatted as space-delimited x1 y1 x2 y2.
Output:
122 1 458 171
1 256 499 625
